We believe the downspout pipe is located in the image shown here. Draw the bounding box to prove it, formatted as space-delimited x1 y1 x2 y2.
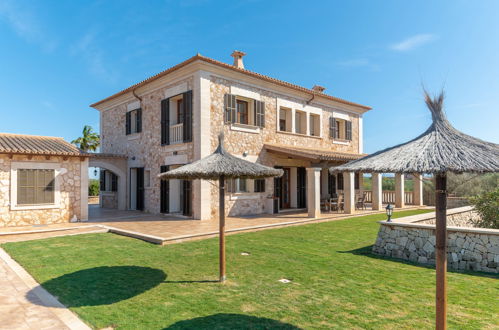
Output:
306 93 315 105
132 88 142 104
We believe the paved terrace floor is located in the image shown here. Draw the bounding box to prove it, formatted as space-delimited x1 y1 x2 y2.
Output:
0 205 431 245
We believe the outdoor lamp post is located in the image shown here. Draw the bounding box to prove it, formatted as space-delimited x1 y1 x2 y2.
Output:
94 168 98 176
385 203 394 222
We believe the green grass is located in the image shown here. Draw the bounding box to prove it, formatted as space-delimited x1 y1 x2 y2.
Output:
3 209 498 329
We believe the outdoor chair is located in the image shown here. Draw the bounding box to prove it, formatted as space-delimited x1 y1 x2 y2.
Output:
330 194 344 212
356 192 367 210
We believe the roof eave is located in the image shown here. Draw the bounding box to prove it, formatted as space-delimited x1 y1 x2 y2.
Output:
90 55 372 111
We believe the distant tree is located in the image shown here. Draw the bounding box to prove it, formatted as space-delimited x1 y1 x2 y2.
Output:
72 125 100 152
88 179 100 196
470 188 499 229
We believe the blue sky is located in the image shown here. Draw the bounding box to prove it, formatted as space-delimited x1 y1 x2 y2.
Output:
1 0 498 154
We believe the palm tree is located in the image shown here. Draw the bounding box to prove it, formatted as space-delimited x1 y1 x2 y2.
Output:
72 125 100 152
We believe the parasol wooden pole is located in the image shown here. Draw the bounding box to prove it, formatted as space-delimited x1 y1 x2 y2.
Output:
219 175 226 282
435 172 447 329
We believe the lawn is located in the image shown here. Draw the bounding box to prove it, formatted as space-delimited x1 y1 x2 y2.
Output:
3 209 498 329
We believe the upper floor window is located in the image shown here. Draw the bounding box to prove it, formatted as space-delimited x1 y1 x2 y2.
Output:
224 94 265 128
17 169 55 205
295 110 307 134
236 99 249 125
278 107 292 132
330 117 352 141
161 90 193 145
126 108 142 135
310 114 320 137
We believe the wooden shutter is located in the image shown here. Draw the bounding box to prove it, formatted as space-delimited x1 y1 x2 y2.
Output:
330 117 337 139
136 167 144 211
125 112 131 135
111 173 118 192
224 94 236 123
354 173 359 189
161 99 170 145
100 170 106 191
183 90 192 142
254 100 265 127
136 108 142 133
337 173 344 190
160 165 169 213
346 121 352 140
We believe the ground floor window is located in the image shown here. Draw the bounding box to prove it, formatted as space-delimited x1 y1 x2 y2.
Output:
17 169 55 205
254 179 265 193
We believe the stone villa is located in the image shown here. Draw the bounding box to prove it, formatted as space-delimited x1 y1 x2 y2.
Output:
90 51 380 220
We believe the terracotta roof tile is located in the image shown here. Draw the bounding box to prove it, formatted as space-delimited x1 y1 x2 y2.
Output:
90 54 371 110
0 133 84 156
264 143 366 162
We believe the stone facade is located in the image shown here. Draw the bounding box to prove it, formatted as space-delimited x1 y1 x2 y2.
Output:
100 77 195 215
95 59 367 219
0 154 86 227
100 192 118 209
373 207 499 273
208 76 360 218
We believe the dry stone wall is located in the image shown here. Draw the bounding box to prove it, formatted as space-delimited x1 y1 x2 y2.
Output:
0 154 83 227
373 208 499 273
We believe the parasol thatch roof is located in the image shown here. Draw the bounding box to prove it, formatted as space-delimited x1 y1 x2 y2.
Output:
331 91 499 174
159 134 283 180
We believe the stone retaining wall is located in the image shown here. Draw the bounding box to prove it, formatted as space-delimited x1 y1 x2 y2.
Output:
373 207 499 273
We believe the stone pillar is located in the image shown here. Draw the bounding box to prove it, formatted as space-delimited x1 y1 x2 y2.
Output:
395 173 405 208
193 71 212 220
413 173 423 206
372 173 382 211
290 167 298 208
343 172 355 214
80 158 89 221
306 167 321 218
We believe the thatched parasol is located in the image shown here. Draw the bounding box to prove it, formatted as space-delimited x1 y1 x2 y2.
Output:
159 133 283 282
331 91 499 329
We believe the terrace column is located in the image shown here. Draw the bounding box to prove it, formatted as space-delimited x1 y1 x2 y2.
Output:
413 173 424 206
343 172 355 214
290 167 298 208
307 167 321 218
371 173 382 210
395 173 405 208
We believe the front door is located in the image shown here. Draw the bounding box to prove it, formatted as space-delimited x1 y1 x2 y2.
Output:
130 167 145 211
160 165 169 213
297 167 307 208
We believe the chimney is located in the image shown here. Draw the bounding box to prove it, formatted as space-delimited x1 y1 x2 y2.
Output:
231 50 246 69
312 85 326 93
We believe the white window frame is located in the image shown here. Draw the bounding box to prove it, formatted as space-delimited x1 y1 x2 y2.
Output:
10 162 62 210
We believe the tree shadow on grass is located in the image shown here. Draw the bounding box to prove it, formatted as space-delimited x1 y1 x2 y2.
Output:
27 266 166 307
164 313 302 329
339 245 499 279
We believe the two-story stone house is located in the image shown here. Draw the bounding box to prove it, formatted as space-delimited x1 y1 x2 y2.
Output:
90 51 371 220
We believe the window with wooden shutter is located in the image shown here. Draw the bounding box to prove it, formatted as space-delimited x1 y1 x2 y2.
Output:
111 173 118 192
337 173 344 190
17 169 55 205
254 179 265 192
254 100 265 127
345 121 352 141
135 108 142 133
330 117 337 138
161 98 170 145
224 94 236 124
100 170 106 191
183 90 192 142
125 112 131 135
